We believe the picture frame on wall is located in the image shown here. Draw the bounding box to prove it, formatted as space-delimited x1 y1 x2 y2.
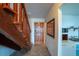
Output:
47 18 55 38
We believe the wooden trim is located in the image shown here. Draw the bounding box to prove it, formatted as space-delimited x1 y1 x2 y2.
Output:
22 4 31 33
0 33 21 50
6 3 10 7
3 3 10 8
13 3 18 23
47 18 55 38
21 8 24 32
47 33 54 37
19 4 22 24
47 18 55 24
19 4 23 32
44 23 46 46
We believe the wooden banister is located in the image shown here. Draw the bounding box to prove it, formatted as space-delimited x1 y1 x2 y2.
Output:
0 6 26 49
0 3 31 50
22 4 31 33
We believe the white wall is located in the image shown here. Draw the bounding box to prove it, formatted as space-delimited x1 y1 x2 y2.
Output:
62 15 79 28
58 9 62 56
45 3 62 56
29 18 45 45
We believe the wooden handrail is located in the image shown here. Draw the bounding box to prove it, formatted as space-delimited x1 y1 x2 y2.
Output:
0 3 32 50
22 4 31 33
0 6 26 49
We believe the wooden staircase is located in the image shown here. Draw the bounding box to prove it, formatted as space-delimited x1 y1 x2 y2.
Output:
0 3 31 50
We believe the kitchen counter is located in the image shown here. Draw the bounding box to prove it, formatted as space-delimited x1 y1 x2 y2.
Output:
69 38 79 42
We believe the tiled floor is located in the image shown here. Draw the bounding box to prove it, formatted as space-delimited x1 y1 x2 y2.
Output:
24 45 50 56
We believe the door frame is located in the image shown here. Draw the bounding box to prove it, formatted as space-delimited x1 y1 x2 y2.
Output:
58 3 63 56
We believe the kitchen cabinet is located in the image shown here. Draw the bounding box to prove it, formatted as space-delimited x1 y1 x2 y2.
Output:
62 34 68 40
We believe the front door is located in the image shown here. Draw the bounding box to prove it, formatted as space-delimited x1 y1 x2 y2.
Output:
34 22 46 46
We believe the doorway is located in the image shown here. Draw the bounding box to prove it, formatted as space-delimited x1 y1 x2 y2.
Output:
60 3 79 56
34 22 46 46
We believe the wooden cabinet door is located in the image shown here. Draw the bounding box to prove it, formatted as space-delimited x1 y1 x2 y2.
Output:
62 34 68 40
34 22 46 45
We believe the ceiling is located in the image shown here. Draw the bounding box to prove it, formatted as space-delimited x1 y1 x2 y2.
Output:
25 3 53 18
61 3 79 15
